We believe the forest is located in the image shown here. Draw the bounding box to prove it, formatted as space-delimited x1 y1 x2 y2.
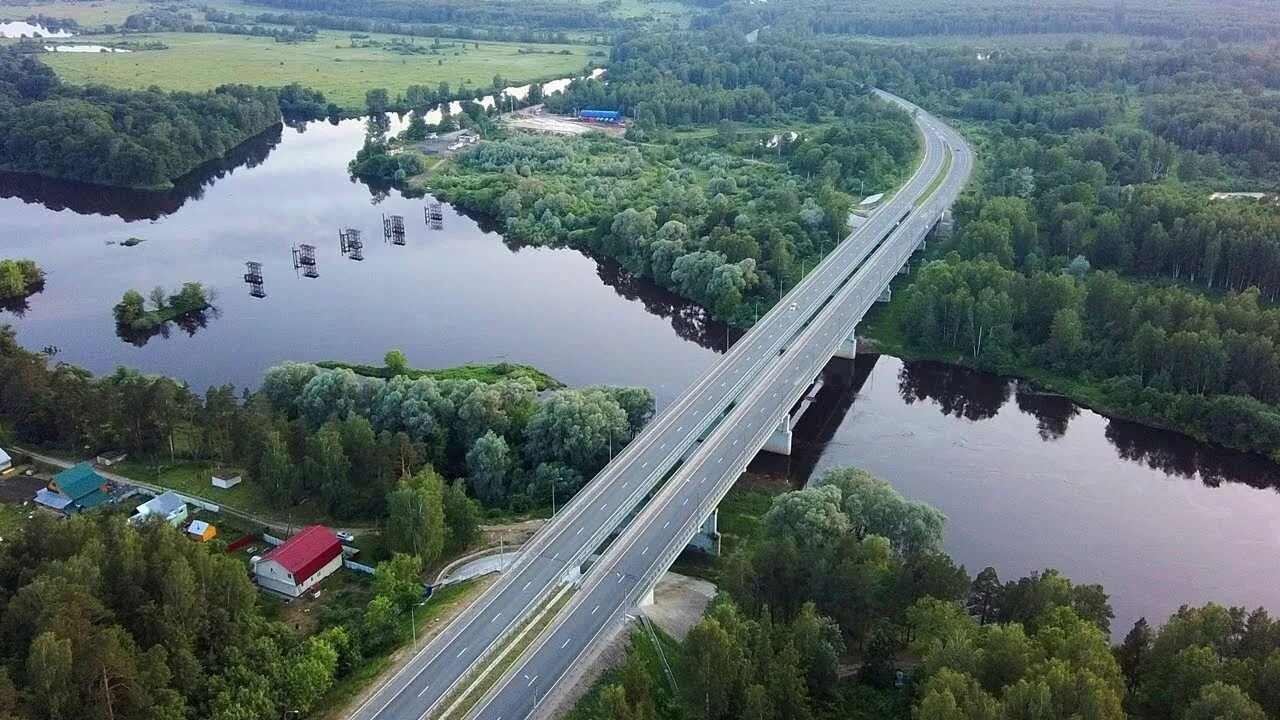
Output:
0 50 281 188
0 332 653 524
710 0 1280 42
578 468 1280 720
431 70 917 326
249 0 618 32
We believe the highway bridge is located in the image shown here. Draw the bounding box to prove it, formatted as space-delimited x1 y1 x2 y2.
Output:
350 90 973 720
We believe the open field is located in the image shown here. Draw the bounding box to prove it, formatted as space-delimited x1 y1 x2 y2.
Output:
0 0 150 27
38 30 605 108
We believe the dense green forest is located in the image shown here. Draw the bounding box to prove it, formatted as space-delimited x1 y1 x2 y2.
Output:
577 468 1280 720
0 330 652 524
0 490 483 720
720 0 1280 42
248 0 618 32
0 51 280 188
430 74 917 326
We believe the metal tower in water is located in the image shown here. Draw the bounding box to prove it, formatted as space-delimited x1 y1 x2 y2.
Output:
383 213 406 245
292 243 319 278
338 228 364 261
425 201 444 230
243 261 266 298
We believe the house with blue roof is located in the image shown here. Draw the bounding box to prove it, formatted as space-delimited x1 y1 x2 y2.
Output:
130 491 188 527
36 462 112 515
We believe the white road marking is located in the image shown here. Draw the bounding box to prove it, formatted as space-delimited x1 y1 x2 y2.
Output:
456 647 468 658
522 581 532 591
418 685 432 697
641 546 649 556
592 604 600 615
562 637 572 649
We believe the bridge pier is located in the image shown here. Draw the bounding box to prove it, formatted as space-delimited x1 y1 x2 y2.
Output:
640 587 655 607
687 509 721 556
877 286 892 303
833 332 857 360
762 416 793 456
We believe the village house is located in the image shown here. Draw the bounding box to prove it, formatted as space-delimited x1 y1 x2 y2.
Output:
35 463 110 515
130 491 189 527
252 526 344 598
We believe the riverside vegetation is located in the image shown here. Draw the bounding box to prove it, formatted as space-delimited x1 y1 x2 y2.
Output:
575 468 1280 720
0 260 43 302
430 17 1280 459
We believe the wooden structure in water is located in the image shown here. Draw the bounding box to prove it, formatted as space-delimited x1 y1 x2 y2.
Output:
338 228 364 261
425 201 444 230
243 261 266 298
292 244 319 278
383 214 406 245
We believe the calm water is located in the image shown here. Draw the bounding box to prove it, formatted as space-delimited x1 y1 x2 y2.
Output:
3 97 1279 636
764 356 1280 636
0 21 73 38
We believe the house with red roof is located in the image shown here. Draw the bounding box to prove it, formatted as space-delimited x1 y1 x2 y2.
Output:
252 526 343 598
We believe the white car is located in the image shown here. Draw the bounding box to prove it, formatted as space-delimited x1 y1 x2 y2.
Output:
788 302 798 312
336 531 356 543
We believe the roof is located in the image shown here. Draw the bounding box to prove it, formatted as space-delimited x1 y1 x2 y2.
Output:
580 109 621 118
860 193 885 206
97 450 127 460
35 487 73 510
261 526 342 582
137 491 185 516
53 463 105 500
74 490 111 511
213 472 241 480
187 519 212 535
0 448 11 465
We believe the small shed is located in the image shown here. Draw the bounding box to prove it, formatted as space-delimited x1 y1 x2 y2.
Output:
0 447 11 473
186 519 217 542
212 472 242 490
95 450 128 466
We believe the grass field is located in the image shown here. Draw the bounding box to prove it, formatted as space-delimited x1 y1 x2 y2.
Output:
0 0 150 28
38 30 605 109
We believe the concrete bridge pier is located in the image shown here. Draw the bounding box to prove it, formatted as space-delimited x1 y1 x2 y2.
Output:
687 509 721 556
833 332 857 360
762 416 793 456
878 286 892 303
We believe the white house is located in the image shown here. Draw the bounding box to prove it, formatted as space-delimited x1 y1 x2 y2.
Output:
212 472 242 489
0 447 11 473
252 526 343 598
130 491 188 527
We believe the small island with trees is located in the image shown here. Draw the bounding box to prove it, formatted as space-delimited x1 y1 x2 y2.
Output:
112 282 216 341
0 259 45 303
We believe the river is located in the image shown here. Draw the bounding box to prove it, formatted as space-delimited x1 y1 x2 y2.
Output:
2 81 1278 638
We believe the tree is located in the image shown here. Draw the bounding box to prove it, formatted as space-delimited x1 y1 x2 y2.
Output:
306 421 352 515
968 567 1003 625
255 429 297 509
365 88 390 113
25 632 73 720
466 430 512 506
385 469 446 564
282 636 338 714
384 349 410 376
442 479 481 553
762 485 849 550
1183 682 1266 720
917 669 1002 720
373 553 425 610
523 388 631 476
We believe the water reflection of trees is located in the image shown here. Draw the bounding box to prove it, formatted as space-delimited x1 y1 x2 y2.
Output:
1106 420 1280 491
0 282 43 318
594 258 730 352
0 124 283 221
897 359 1011 421
1014 389 1080 440
115 307 219 347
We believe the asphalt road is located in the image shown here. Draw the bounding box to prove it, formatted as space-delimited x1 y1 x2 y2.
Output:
466 92 973 720
351 90 971 720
